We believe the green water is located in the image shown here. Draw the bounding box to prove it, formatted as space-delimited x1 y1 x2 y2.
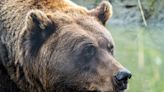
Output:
107 25 164 92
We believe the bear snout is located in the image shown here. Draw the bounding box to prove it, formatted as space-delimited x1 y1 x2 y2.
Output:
115 69 132 81
113 69 132 91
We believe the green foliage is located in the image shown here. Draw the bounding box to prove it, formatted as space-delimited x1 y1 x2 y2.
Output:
107 25 164 92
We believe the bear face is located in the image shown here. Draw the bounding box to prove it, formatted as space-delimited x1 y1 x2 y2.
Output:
18 1 131 92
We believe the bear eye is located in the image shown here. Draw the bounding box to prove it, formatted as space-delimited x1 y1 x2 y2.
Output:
107 44 114 55
83 44 96 59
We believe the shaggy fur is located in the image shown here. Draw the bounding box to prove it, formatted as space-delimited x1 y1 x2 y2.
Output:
0 0 126 92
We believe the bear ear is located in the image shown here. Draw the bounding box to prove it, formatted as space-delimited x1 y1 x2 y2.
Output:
89 1 112 25
25 10 52 31
23 10 56 55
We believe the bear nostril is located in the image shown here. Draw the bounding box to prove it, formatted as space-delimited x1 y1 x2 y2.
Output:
115 69 132 81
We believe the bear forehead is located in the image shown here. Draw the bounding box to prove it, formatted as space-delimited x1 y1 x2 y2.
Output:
47 11 114 46
54 17 113 46
75 16 113 44
50 11 108 35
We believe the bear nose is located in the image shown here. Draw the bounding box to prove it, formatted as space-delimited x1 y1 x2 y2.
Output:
115 69 132 81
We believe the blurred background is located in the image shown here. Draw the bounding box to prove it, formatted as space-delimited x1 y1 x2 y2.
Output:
72 0 164 92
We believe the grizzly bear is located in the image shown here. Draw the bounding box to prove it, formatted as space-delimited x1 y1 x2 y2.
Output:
0 0 132 92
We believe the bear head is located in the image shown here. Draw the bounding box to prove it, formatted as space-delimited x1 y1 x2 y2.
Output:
18 1 131 92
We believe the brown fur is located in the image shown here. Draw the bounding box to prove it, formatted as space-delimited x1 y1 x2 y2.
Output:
0 0 127 92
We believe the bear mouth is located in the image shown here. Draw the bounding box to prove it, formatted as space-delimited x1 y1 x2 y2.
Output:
65 80 128 92
64 86 126 92
112 77 128 92
61 79 128 92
